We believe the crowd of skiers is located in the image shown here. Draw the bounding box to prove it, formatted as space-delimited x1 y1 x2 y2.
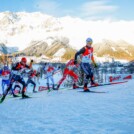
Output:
0 37 98 103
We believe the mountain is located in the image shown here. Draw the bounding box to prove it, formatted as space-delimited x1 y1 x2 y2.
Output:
7 47 19 54
0 11 134 61
93 40 134 61
0 43 18 55
0 11 134 50
19 37 76 61
0 43 8 54
19 39 134 61
1 39 134 61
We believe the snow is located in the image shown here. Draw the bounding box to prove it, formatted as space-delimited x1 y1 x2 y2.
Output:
0 70 134 134
7 46 18 53
111 47 117 51
120 47 133 57
53 48 66 57
125 50 133 56
96 56 128 63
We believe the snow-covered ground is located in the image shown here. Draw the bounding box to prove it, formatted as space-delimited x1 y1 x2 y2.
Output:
0 72 134 134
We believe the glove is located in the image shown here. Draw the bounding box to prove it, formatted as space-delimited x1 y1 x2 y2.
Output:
58 66 61 69
31 60 34 63
74 60 77 65
94 63 98 68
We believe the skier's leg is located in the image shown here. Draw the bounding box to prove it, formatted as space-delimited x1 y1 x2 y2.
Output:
46 73 50 90
80 63 91 91
18 77 29 98
50 75 55 90
1 80 6 95
29 79 36 92
68 71 79 89
0 83 13 103
56 68 68 89
56 74 67 90
86 65 98 86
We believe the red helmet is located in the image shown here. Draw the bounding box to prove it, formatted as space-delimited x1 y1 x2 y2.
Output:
21 57 27 63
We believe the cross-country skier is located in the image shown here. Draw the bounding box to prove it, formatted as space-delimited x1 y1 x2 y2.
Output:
43 63 60 90
0 57 33 103
26 69 38 93
56 59 79 90
1 66 17 96
74 37 98 92
34 70 41 85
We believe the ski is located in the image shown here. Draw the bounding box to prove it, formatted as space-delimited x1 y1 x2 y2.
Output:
79 81 128 89
20 96 32 100
78 90 107 93
48 81 128 92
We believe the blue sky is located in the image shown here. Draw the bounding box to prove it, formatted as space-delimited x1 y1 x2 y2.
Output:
0 0 134 20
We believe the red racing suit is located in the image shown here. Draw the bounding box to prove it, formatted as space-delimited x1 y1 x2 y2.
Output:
58 59 79 86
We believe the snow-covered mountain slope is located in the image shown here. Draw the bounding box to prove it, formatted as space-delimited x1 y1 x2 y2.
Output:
7 46 18 54
0 11 134 50
0 43 18 54
0 11 134 61
0 73 134 134
19 39 76 61
0 43 7 54
93 39 134 61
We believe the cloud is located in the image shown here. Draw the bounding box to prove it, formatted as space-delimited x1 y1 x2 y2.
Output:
34 0 119 20
78 0 118 19
34 0 61 16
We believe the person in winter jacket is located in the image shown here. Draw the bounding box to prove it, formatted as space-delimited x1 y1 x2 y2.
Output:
74 37 98 92
0 57 33 103
56 59 79 90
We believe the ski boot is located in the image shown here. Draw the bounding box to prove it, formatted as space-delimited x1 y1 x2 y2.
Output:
33 87 37 93
83 83 90 92
52 84 56 90
22 91 30 98
33 90 37 93
13 94 20 97
73 83 79 89
54 84 60 90
22 94 30 98
91 82 99 87
0 95 6 103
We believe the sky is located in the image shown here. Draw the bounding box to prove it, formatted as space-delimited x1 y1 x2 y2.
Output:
0 0 134 20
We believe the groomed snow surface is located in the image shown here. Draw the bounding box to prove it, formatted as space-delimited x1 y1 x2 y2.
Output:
0 76 134 134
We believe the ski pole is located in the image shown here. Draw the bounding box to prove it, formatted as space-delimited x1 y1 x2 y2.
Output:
44 70 61 79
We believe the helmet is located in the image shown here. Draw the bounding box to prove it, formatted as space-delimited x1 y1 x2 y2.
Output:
21 57 27 63
86 37 93 44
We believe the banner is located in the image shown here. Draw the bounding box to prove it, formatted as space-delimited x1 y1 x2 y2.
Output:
108 74 133 82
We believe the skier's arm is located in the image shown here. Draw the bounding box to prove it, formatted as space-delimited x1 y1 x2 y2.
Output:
74 47 86 63
91 48 97 68
25 60 33 69
12 63 20 70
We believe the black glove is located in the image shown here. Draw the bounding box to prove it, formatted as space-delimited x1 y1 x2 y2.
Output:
58 66 61 69
94 63 98 68
31 60 34 63
74 60 77 65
